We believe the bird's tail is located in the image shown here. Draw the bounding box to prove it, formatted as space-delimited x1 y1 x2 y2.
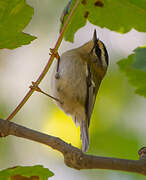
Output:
80 121 89 152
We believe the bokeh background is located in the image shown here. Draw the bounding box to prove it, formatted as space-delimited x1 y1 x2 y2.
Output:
0 0 146 179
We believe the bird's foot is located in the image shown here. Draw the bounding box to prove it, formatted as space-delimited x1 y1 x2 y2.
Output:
49 48 60 79
30 81 63 104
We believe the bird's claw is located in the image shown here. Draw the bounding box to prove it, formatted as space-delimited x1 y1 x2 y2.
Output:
49 48 61 79
49 48 60 60
29 81 41 92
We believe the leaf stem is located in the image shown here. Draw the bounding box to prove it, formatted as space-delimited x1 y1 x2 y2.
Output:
6 0 80 121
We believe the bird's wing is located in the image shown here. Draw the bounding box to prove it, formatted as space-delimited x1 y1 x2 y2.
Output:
85 64 102 127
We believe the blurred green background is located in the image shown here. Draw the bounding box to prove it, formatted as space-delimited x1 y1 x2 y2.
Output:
0 0 146 179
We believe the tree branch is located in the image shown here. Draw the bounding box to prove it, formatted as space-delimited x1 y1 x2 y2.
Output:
0 118 146 175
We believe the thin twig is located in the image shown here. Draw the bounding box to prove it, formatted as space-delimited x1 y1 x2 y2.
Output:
29 81 63 104
0 118 146 175
6 0 80 121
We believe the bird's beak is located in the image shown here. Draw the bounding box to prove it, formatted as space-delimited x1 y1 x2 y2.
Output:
93 29 98 44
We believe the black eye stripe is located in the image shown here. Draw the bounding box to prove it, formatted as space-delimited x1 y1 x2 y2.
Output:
102 43 109 66
95 44 102 64
95 45 101 58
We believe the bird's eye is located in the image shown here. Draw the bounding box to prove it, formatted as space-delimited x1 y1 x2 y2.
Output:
90 43 102 65
90 41 101 58
95 44 101 59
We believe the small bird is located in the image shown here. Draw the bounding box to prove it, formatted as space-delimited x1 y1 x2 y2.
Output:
49 30 109 152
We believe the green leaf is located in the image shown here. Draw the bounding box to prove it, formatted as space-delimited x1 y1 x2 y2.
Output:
131 47 146 70
60 0 86 42
0 0 36 49
117 47 146 97
61 0 146 42
0 165 54 180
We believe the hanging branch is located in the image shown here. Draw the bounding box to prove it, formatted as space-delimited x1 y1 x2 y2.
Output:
0 118 146 175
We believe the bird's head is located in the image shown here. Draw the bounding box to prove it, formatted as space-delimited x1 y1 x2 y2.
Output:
78 29 109 70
